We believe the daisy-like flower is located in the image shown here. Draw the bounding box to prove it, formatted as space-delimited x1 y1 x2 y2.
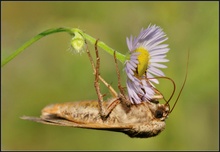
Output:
125 24 170 104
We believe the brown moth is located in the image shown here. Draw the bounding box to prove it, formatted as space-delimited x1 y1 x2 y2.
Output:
21 98 169 138
21 40 188 138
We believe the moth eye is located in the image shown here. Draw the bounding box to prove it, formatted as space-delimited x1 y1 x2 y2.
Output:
155 109 163 118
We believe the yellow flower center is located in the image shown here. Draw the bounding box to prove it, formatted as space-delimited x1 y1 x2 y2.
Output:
135 47 150 77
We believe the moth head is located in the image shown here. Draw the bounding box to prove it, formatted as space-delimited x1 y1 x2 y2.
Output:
147 101 170 121
155 104 170 120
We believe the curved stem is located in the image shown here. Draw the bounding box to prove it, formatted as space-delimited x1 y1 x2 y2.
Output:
1 27 126 67
1 27 73 67
82 32 126 63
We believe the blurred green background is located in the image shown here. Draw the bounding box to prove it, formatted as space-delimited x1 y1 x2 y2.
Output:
1 1 218 150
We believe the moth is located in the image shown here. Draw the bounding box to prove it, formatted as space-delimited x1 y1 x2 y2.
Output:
21 40 188 138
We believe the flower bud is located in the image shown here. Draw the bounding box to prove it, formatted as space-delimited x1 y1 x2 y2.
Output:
70 32 85 54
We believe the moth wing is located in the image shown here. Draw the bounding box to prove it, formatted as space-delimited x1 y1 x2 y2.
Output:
21 115 133 132
21 115 79 127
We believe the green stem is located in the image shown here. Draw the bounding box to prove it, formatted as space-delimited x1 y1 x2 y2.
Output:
1 27 126 67
82 32 126 63
1 27 73 67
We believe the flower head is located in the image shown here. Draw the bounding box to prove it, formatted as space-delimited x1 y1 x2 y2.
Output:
125 24 170 104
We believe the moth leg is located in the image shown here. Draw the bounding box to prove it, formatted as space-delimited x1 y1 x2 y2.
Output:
113 51 131 107
86 40 119 120
86 41 118 98
93 39 106 118
144 76 164 102
103 98 121 118
152 87 164 101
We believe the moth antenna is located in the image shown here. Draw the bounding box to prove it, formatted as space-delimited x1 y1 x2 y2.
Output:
169 51 189 114
147 76 176 104
146 50 189 114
